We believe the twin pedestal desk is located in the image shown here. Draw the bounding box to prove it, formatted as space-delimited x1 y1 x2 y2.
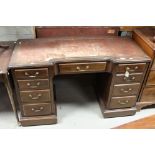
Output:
1 35 153 126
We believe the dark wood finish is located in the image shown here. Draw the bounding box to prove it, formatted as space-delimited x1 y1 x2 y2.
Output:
59 62 106 74
22 103 52 117
14 68 49 79
112 83 140 97
20 115 57 126
35 26 120 38
109 96 136 109
116 63 146 73
133 28 155 110
8 32 151 126
20 89 51 103
17 79 50 90
114 73 143 84
114 114 155 129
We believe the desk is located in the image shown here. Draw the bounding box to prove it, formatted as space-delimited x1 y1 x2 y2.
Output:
8 36 151 126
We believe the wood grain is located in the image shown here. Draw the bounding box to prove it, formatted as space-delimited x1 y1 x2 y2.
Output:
114 114 155 129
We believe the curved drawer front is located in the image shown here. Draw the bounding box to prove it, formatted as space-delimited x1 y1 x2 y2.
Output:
112 83 140 97
22 103 52 116
17 79 50 90
115 73 143 84
20 90 51 103
109 96 137 109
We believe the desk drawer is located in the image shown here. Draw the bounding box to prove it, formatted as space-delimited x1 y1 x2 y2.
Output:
109 96 136 109
59 62 106 74
22 103 52 116
112 83 140 97
17 79 50 90
115 73 143 84
20 90 51 103
14 68 49 79
116 63 146 73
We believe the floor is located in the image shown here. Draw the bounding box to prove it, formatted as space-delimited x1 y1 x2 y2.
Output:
1 75 155 129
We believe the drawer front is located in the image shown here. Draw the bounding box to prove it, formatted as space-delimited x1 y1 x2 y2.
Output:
14 68 49 79
116 63 146 73
20 90 51 103
115 73 143 84
109 96 137 109
112 83 140 97
17 79 50 90
146 70 155 86
140 87 155 102
59 62 106 74
22 103 52 116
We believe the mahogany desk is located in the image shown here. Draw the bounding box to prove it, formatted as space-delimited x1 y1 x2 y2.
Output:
8 36 151 126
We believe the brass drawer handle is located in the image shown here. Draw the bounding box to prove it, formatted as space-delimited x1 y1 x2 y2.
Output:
25 71 39 78
31 106 44 112
123 76 136 82
126 66 139 72
118 100 129 105
120 88 132 93
28 93 42 100
76 65 90 71
27 82 41 88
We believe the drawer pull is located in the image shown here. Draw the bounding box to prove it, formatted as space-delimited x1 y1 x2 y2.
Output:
76 65 90 71
28 93 42 100
124 76 136 82
31 106 44 113
118 100 129 105
120 88 132 93
25 71 40 78
27 82 41 88
126 66 139 72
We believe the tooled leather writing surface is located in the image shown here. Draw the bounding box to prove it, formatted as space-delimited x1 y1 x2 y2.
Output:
9 36 150 68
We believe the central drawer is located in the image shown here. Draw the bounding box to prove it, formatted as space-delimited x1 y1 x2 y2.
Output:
20 89 51 103
59 62 106 74
17 79 50 90
112 83 140 97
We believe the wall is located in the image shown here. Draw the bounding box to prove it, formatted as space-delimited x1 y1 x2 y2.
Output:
0 26 35 41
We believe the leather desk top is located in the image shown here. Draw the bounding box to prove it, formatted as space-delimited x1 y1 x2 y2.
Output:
9 36 150 68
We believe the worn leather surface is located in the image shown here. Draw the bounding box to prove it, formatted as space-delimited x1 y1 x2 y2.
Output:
9 36 150 67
